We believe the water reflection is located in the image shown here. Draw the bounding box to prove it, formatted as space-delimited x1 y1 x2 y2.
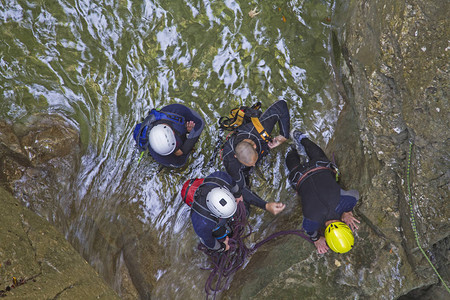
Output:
0 0 338 298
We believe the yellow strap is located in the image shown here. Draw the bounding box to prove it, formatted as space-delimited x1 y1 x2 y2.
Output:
225 108 246 128
251 117 272 143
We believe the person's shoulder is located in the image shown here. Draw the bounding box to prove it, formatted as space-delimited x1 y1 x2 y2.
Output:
208 171 232 182
340 189 359 201
161 103 186 112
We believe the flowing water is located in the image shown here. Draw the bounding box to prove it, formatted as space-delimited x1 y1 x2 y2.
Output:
0 0 341 298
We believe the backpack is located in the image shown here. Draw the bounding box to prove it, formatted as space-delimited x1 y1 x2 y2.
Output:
181 178 205 207
218 102 272 143
181 177 234 207
134 109 186 153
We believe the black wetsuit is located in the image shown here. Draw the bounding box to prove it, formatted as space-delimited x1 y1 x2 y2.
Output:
191 171 267 251
222 100 290 197
286 138 359 241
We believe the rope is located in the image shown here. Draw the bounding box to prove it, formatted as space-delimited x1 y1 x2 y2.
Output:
407 141 450 293
199 202 312 299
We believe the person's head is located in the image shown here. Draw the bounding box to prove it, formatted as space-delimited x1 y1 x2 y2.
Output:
148 124 176 156
235 140 258 167
206 187 237 218
324 221 354 253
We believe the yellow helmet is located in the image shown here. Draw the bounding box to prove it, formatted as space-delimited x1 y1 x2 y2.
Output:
325 222 354 253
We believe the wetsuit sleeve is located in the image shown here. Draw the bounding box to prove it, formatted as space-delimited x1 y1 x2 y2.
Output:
222 153 245 197
302 218 320 241
225 161 245 197
241 187 266 210
180 136 198 154
184 108 204 139
164 104 204 155
191 212 223 250
335 189 359 215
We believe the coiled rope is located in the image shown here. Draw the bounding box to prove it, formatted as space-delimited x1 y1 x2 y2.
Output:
407 141 450 293
199 202 311 299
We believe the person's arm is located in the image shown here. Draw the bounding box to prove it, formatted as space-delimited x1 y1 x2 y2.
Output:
223 159 246 198
268 135 287 149
303 218 329 254
313 236 329 254
302 218 321 242
240 187 285 215
336 189 360 231
341 211 360 231
178 136 199 155
192 213 227 251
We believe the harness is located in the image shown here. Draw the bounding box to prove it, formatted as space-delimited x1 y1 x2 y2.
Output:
218 102 272 143
295 161 339 190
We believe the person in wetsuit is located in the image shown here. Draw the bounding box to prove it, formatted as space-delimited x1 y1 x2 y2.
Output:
286 130 360 254
133 104 204 167
222 100 290 202
181 171 285 252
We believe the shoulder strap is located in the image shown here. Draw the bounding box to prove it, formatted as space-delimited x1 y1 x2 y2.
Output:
250 117 273 143
203 177 233 191
191 185 219 223
150 109 185 125
136 113 156 151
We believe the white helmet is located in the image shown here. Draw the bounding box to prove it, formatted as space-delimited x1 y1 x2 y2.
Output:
206 187 237 218
148 124 176 156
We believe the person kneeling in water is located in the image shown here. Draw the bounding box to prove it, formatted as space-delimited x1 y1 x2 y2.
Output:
181 171 285 252
133 104 204 167
286 130 360 254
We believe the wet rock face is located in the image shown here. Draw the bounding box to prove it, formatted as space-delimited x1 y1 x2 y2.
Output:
0 114 122 298
0 186 119 299
338 0 449 255
225 0 449 299
0 114 146 299
0 114 80 217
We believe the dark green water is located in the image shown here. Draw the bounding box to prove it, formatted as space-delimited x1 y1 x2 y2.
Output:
1 0 340 298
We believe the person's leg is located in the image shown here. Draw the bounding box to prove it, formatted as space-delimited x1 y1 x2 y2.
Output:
259 100 290 137
301 138 329 164
286 147 311 190
285 148 302 173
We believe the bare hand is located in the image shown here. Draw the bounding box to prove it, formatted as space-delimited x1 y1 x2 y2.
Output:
314 236 329 254
265 202 286 215
268 135 287 149
235 195 243 203
341 211 360 231
223 236 230 251
186 121 195 132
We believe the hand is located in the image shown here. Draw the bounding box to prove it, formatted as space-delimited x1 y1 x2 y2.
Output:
265 202 286 215
174 149 183 156
223 236 230 251
186 121 195 132
235 195 243 203
268 135 287 149
314 236 329 254
341 211 360 231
